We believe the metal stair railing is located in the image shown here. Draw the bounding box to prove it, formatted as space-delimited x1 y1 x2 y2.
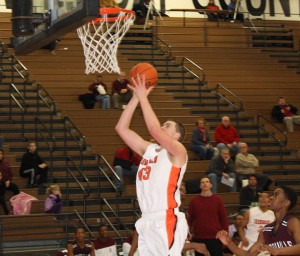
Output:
181 57 206 93
96 154 121 216
63 116 87 171
73 210 96 240
0 41 6 81
101 212 123 244
101 198 129 232
132 198 141 224
36 83 58 131
214 83 244 131
10 55 29 88
66 155 90 222
151 33 172 74
9 83 28 137
35 116 56 183
257 114 288 170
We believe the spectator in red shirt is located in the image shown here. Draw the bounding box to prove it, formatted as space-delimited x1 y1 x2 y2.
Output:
113 145 141 193
188 177 228 256
206 0 223 21
111 72 132 109
215 116 240 156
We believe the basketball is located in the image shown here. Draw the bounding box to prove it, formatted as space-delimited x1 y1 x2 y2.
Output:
130 63 158 88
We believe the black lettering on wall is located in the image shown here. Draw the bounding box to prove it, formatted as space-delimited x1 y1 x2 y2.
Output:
245 0 266 16
192 0 206 9
269 0 290 16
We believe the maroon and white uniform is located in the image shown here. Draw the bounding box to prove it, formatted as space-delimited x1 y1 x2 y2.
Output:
263 214 300 256
93 237 117 256
71 240 93 256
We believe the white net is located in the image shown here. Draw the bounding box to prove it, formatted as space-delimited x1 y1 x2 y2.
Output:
77 8 135 74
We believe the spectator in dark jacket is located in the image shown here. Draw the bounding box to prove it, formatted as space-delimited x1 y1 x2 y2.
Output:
189 117 214 160
88 74 110 109
111 72 132 109
19 141 48 188
206 148 236 193
0 149 19 195
239 175 262 213
271 96 300 132
113 145 141 192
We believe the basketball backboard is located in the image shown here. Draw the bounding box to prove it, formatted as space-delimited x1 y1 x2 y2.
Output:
11 0 99 55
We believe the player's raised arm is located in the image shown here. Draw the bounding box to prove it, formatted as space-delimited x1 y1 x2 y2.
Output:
130 74 187 167
115 93 150 157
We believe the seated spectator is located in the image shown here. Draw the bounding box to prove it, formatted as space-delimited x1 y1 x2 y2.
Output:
271 96 300 132
111 72 132 109
205 148 237 193
206 0 223 21
0 149 20 196
113 145 140 193
88 74 111 109
236 143 272 191
94 223 117 256
238 192 275 251
239 175 262 212
224 214 245 253
228 214 245 240
227 0 244 22
189 117 214 160
133 0 147 24
44 184 63 217
215 116 240 157
122 226 139 256
19 141 48 188
0 172 9 215
67 227 95 256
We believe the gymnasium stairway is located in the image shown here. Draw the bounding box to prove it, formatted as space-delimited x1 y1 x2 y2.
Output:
247 19 300 74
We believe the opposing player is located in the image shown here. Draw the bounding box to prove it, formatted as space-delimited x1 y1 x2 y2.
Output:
115 74 188 255
216 186 300 255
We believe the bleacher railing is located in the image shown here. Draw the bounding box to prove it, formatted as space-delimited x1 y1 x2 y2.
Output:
101 198 129 235
151 33 172 74
214 83 244 131
9 82 28 137
101 212 124 244
66 155 90 222
181 57 206 92
257 114 288 170
35 116 56 182
0 41 6 80
74 210 96 240
63 116 87 171
97 154 121 216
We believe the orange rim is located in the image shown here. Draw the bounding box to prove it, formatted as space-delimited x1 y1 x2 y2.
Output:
89 7 135 24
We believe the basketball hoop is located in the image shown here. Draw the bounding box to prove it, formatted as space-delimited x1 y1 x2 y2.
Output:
77 8 135 74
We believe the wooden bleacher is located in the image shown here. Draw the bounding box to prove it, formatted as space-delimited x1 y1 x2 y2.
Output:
1 13 300 255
